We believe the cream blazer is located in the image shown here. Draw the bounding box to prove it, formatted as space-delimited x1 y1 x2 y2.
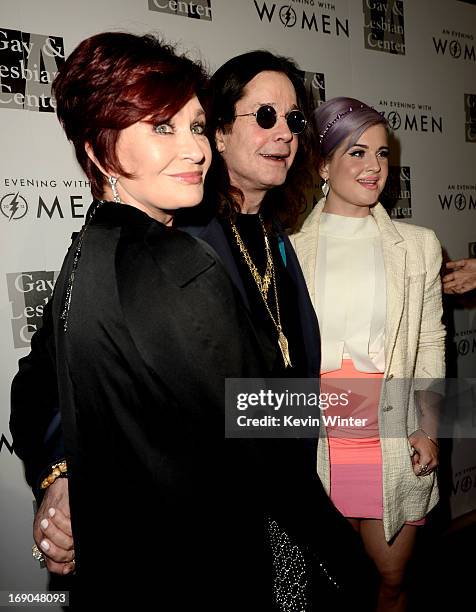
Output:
290 199 446 541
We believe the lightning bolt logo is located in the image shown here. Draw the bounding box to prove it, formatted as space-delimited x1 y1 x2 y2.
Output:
284 6 292 25
0 192 28 221
279 6 296 28
450 41 462 59
387 112 401 130
455 194 466 210
9 192 20 221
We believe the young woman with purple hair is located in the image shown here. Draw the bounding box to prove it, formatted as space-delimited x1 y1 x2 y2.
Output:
291 97 445 611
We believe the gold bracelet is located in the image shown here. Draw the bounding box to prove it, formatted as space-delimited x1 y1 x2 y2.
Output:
40 460 68 490
418 429 439 448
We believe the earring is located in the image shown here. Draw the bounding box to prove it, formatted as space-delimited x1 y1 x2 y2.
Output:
108 176 121 203
321 179 329 198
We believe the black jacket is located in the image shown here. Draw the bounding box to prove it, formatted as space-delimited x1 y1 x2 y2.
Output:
25 202 279 608
11 202 373 610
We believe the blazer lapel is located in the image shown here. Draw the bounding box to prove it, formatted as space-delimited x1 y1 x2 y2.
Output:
371 204 406 372
292 199 326 306
181 218 251 310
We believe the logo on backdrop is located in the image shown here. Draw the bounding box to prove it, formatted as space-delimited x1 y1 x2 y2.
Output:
452 465 476 498
0 192 28 221
453 327 476 359
0 28 64 112
0 178 91 220
254 1 350 39
469 242 476 257
438 183 476 212
148 0 212 20
464 94 476 142
7 270 58 348
0 433 14 455
433 28 475 61
363 0 405 55
381 166 411 219
280 6 297 27
378 99 443 134
300 70 326 111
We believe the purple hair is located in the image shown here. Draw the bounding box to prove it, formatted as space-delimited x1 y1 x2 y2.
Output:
314 97 387 159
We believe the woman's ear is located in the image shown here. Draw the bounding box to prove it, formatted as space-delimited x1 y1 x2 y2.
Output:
319 159 329 182
85 143 109 177
215 129 226 154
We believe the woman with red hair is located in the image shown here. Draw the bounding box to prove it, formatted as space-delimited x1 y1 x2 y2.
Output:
11 32 274 609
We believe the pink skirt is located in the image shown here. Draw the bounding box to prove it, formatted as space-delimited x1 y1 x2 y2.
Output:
321 360 425 525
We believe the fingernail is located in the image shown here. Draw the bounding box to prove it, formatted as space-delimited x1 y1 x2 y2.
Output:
40 540 50 551
63 566 70 575
48 508 56 518
40 519 49 530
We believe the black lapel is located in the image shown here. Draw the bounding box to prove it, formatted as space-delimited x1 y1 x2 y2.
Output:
179 218 250 310
280 232 322 378
144 225 216 288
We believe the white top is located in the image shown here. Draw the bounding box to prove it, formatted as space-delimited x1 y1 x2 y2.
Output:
315 212 386 373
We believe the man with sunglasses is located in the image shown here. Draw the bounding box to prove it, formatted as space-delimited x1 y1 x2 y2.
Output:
185 50 315 379
181 50 373 608
11 50 372 610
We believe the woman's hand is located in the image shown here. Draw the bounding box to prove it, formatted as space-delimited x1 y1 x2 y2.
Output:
443 258 476 294
408 429 439 476
33 477 75 575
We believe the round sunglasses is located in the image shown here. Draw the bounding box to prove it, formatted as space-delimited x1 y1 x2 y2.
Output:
235 104 307 135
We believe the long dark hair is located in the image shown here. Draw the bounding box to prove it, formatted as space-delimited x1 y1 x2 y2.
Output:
205 50 315 230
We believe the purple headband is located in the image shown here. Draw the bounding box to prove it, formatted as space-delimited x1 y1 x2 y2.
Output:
319 104 365 144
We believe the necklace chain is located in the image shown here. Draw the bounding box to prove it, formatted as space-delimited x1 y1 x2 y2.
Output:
230 218 273 299
230 215 292 368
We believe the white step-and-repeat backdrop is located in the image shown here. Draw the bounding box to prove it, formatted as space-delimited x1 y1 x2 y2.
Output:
1 0 476 600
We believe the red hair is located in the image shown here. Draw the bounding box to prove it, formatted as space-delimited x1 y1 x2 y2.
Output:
53 32 208 198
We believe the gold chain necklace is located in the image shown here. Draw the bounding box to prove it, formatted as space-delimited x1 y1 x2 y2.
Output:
230 218 273 298
230 215 292 368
